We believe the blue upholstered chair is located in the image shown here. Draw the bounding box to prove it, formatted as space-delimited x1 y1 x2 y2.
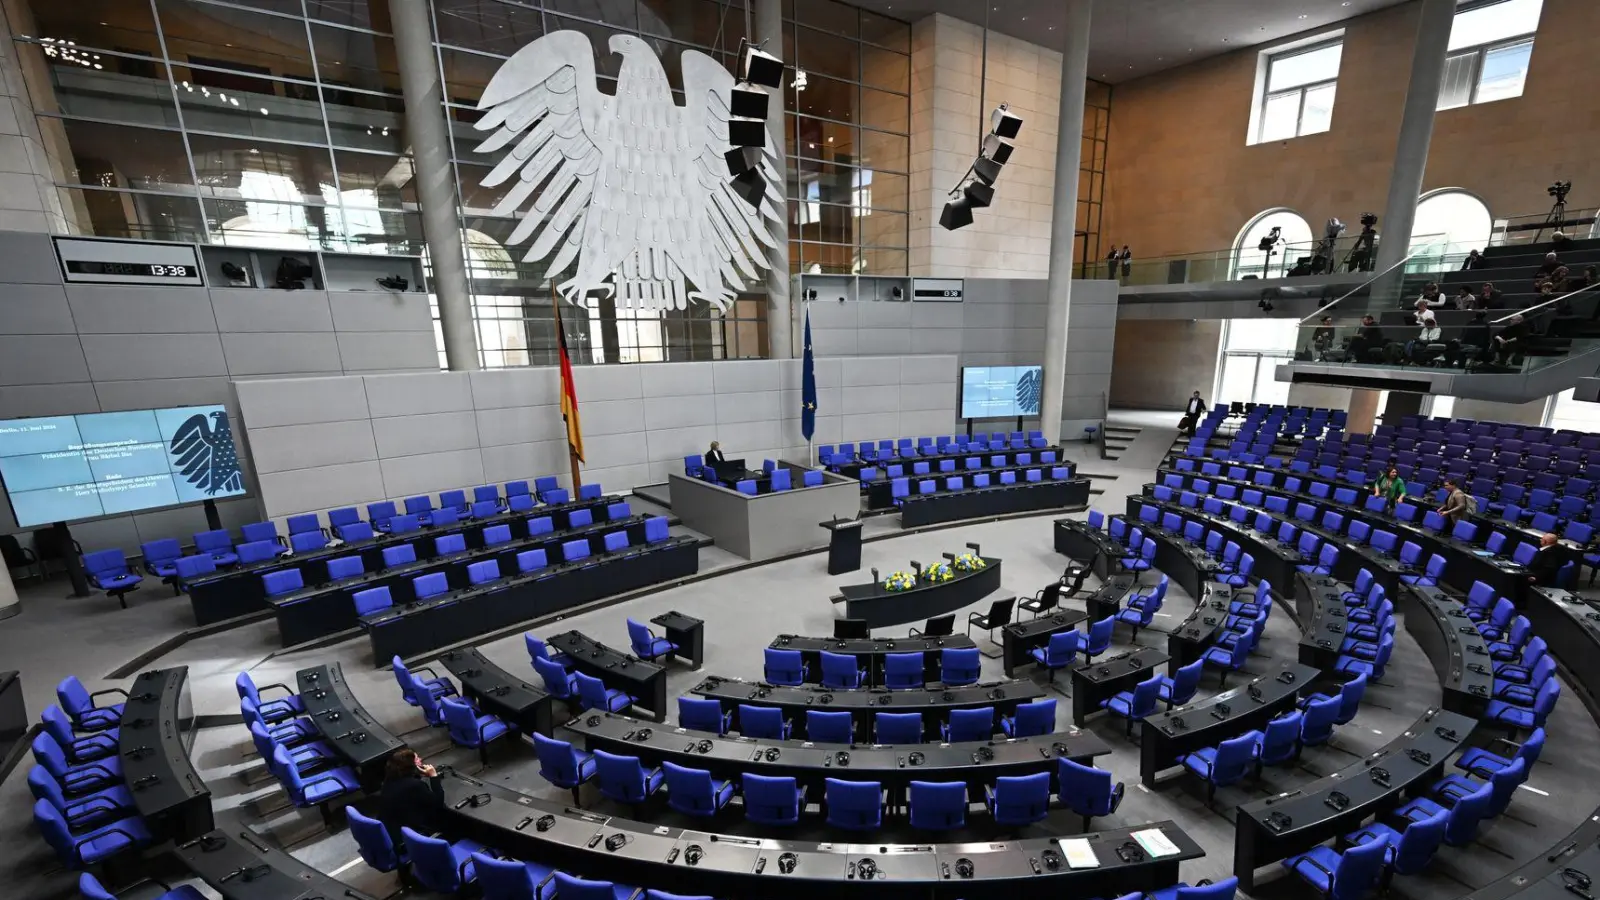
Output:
743 773 806 826
594 749 664 805
32 798 150 869
380 544 415 568
678 697 732 734
441 695 513 764
1158 659 1205 707
264 569 304 597
806 710 853 743
533 732 595 804
1180 730 1261 803
628 618 678 661
664 761 734 817
874 712 923 744
403 826 484 894
883 652 925 689
986 772 1051 826
824 778 882 830
1057 757 1123 831
1257 710 1305 766
575 672 633 713
1030 630 1081 685
941 707 993 742
1281 836 1388 900
193 529 238 566
1103 673 1162 737
763 648 808 686
908 780 967 830
738 704 791 739
236 540 279 565
940 647 981 686
820 650 866 689
1001 699 1056 738
517 549 549 574
82 550 142 608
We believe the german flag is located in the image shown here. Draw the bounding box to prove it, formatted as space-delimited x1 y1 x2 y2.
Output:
553 299 585 463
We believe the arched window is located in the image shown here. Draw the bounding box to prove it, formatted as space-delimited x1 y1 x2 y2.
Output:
1412 189 1493 258
1232 209 1314 280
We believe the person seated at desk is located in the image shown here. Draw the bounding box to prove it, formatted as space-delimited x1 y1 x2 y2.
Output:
705 441 725 469
373 748 444 849
1526 532 1565 590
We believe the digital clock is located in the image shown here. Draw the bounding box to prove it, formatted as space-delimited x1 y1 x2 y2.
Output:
65 261 198 279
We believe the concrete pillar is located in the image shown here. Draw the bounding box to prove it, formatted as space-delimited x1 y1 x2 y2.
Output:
1348 389 1382 435
755 0 792 359
1372 0 1455 291
388 0 480 371
0 561 17 621
1040 0 1092 444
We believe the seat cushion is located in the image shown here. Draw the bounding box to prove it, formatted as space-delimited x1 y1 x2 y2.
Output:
1282 845 1343 890
1104 692 1139 717
74 816 152 864
1456 747 1513 775
1396 796 1446 822
1486 700 1535 728
75 706 123 730
1430 773 1483 802
475 715 512 743
300 768 360 803
209 552 240 566
1180 747 1217 779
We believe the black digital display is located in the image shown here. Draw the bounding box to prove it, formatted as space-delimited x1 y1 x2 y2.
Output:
65 260 198 279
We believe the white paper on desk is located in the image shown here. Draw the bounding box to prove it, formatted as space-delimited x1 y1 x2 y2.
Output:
1056 838 1100 869
1131 828 1181 858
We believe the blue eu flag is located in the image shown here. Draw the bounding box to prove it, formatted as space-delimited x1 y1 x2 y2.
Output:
801 306 817 441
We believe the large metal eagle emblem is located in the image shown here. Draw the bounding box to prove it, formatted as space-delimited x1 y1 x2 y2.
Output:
474 31 782 312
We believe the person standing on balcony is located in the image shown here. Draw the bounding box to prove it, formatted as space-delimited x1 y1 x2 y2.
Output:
1311 316 1336 359
1118 245 1133 279
1105 246 1119 280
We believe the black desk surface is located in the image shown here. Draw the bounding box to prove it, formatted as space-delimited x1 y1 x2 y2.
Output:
439 647 553 736
1003 608 1093 646
837 556 1001 602
692 675 1047 715
1141 662 1319 786
1132 495 1305 586
561 711 1111 788
296 662 405 773
1074 646 1171 687
896 479 1090 527
436 770 1204 900
771 634 981 656
121 666 212 841
1295 574 1352 665
1168 584 1233 661
548 630 666 697
177 828 380 900
1525 587 1600 710
1398 584 1495 712
1464 812 1600 900
0 670 27 775
1233 708 1476 889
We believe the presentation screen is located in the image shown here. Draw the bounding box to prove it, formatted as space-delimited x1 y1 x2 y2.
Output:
0 405 246 528
961 366 1043 419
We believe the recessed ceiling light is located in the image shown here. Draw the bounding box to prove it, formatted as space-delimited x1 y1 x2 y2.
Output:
1298 14 1308 18
1021 15 1027 20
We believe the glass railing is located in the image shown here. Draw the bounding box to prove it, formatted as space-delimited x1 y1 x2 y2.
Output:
1114 233 1454 288
1489 208 1600 247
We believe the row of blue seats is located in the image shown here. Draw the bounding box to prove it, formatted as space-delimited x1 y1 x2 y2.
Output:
535 729 1123 830
28 678 156 870
820 432 1051 466
877 450 1063 478
889 466 1074 503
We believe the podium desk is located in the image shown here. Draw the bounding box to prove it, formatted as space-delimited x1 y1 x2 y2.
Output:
548 630 669 721
1167 585 1233 673
1071 647 1170 726
833 556 1002 630
651 610 706 668
820 518 863 574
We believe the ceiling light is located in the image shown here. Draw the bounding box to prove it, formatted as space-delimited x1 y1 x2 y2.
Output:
827 136 833 142
260 108 269 115
1298 14 1308 18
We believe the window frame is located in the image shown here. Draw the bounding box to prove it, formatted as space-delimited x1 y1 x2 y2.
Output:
1439 35 1535 109
1255 38 1343 144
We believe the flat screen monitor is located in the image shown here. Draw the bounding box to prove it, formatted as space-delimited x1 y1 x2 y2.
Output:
960 365 1042 419
0 405 246 528
834 618 871 639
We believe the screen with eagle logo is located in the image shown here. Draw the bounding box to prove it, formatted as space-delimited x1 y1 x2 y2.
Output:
0 405 245 527
960 366 1043 419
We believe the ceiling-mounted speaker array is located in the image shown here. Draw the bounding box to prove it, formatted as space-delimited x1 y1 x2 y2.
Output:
726 43 786 209
941 103 1024 230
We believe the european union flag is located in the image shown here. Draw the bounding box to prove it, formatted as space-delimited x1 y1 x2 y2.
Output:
801 305 817 441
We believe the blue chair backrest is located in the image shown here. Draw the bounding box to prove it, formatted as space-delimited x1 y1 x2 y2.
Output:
941 647 980 684
945 706 993 742
381 544 416 569
389 514 420 534
1213 732 1259 784
875 711 923 744
990 772 1051 823
1301 695 1340 744
237 540 278 565
367 501 398 526
413 572 449 599
195 529 232 553
475 853 538 900
821 650 861 686
140 538 182 568
347 806 401 871
83 549 127 578
263 569 304 596
533 732 586 784
595 749 653 803
604 531 629 553
527 516 554 536
570 508 594 528
440 489 468 512
533 656 574 697
739 704 787 739
174 554 216 580
663 761 720 813
1058 757 1120 816
1010 699 1055 737
242 521 279 544
679 697 726 733
763 648 806 685
404 827 469 893
435 533 466 556
474 485 500 504
1391 809 1449 874
1169 659 1204 704
563 539 591 562
806 710 853 743
326 555 363 580
825 777 882 829
468 560 500 585
483 524 512 546
606 501 632 521
471 500 499 519
1329 838 1390 900
353 586 392 616
645 517 670 543
289 531 326 553
404 496 433 517
1043 630 1081 664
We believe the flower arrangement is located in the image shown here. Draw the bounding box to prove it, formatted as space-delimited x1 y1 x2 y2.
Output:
952 553 986 572
882 570 918 592
922 562 954 583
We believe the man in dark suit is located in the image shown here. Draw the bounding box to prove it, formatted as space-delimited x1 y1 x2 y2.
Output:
374 749 444 849
1526 532 1566 589
705 441 725 467
1179 392 1205 436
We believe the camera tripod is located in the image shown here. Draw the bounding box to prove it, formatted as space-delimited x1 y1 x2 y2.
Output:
1533 196 1568 244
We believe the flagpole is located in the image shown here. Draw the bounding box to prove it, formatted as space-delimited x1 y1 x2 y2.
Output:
552 283 583 492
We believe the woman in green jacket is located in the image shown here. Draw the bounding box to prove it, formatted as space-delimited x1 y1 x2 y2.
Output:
1373 466 1407 508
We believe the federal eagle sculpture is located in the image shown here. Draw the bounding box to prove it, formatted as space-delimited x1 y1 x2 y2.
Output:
474 31 783 312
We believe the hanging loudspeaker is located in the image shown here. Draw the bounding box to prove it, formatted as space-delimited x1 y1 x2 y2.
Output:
940 199 974 231
724 146 761 177
973 156 1004 186
740 45 785 89
729 117 766 148
981 133 1014 165
990 105 1023 139
963 181 994 209
731 85 770 120
731 169 765 208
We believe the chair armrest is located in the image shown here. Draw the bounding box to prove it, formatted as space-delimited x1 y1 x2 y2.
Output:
458 857 478 883
257 682 297 699
414 665 443 680
1109 781 1126 814
87 687 130 706
301 771 351 789
1291 855 1337 884
70 825 142 865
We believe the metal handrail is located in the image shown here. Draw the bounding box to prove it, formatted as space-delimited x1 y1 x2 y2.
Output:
1299 252 1422 324
1492 281 1600 325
